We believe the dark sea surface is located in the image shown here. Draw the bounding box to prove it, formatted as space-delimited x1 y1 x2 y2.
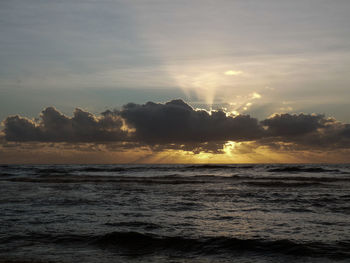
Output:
0 164 350 263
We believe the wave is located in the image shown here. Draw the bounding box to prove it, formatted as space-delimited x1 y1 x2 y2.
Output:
2 173 350 185
240 175 350 182
0 176 209 185
268 166 344 173
186 164 254 169
104 221 161 230
77 167 127 172
92 232 350 259
24 166 230 175
244 181 324 187
2 164 349 176
36 168 72 174
8 231 347 259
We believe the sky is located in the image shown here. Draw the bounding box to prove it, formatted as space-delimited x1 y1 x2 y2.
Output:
1 0 350 163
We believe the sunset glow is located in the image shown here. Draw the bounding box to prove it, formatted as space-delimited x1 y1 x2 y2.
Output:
0 0 350 164
1 2 350 263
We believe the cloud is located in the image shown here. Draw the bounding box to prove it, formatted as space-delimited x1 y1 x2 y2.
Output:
261 113 325 137
119 99 263 144
1 99 350 154
261 114 350 150
3 107 128 143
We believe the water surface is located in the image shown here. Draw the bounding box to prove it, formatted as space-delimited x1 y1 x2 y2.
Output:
0 164 349 262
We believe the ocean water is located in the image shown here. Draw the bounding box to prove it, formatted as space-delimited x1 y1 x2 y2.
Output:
0 164 350 263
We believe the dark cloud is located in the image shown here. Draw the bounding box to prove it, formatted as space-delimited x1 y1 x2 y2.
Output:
261 113 326 137
3 107 127 142
3 115 41 142
119 99 263 144
340 124 350 138
261 114 350 150
2 99 350 153
147 141 228 154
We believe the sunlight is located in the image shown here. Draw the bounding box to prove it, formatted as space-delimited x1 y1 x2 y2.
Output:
224 70 243 76
251 92 261 99
223 141 236 155
164 63 246 106
226 110 239 117
173 70 220 105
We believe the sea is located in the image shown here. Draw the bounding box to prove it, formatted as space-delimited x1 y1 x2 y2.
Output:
0 164 349 263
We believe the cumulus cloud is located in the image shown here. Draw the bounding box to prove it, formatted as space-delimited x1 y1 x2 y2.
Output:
261 113 326 137
3 107 128 142
261 114 350 150
1 99 350 153
119 99 263 144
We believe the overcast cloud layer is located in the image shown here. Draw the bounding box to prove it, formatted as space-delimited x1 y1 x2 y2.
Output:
2 100 350 153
